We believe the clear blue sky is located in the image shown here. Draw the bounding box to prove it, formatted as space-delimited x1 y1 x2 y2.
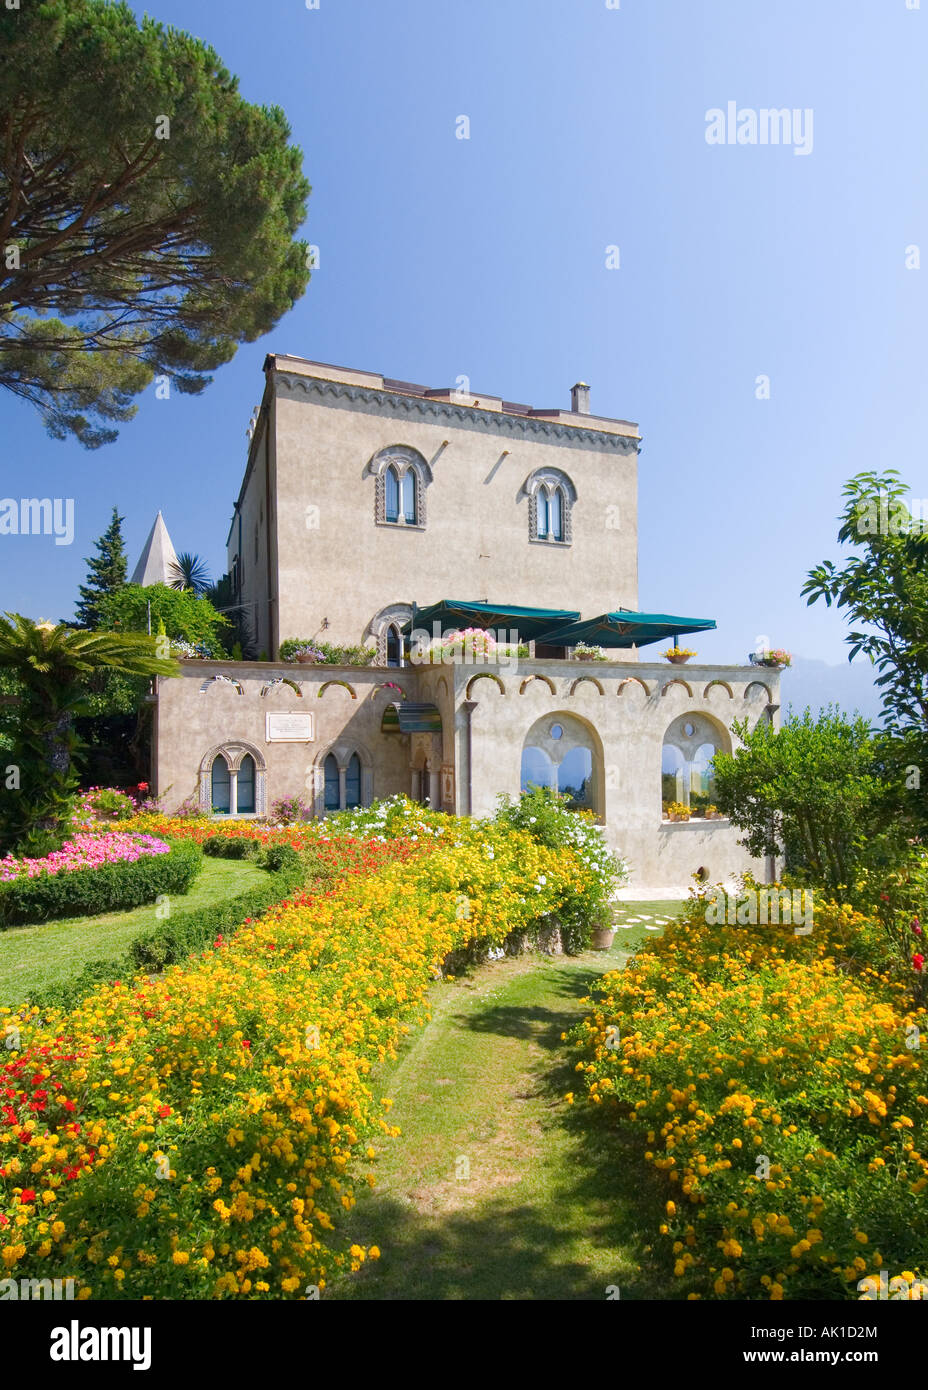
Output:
2 0 926 670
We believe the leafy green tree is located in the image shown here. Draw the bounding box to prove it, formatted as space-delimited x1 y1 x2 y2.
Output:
712 707 907 901
98 584 230 651
0 615 176 854
803 471 928 735
75 506 128 628
0 0 310 447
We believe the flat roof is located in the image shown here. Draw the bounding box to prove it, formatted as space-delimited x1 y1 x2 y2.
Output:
263 352 640 436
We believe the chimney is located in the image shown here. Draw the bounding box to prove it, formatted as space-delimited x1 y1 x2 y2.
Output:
570 381 590 415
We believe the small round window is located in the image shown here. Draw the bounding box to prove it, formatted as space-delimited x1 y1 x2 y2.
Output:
550 723 563 740
683 721 695 737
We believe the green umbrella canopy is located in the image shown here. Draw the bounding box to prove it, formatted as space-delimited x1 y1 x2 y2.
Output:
404 600 581 643
533 610 717 649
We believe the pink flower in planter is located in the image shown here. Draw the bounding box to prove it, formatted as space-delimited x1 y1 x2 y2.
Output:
0 832 170 884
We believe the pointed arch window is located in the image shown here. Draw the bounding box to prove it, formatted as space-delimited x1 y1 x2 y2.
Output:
549 486 563 541
345 753 362 809
525 468 576 545
237 754 256 814
401 469 417 524
384 466 400 523
323 754 340 812
211 756 231 814
386 624 403 668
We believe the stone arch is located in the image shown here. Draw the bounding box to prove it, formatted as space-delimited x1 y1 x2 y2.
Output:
521 466 577 544
199 674 244 696
317 679 358 700
198 740 267 816
312 740 374 816
569 675 605 696
372 681 408 699
617 676 650 697
661 678 693 698
466 672 506 699
519 674 556 695
703 680 734 700
260 677 302 698
745 680 773 703
366 602 413 667
365 445 433 527
521 710 605 823
661 712 731 817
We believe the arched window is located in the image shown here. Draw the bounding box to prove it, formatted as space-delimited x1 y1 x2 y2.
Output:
369 446 432 527
237 754 256 814
401 469 417 524
661 716 727 817
211 756 231 814
557 744 593 809
549 487 563 542
524 468 576 544
537 490 549 540
345 753 362 809
323 754 340 812
521 745 555 793
384 466 400 524
386 624 403 668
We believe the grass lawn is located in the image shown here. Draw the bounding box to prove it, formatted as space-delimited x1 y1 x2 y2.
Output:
0 856 267 1005
329 900 685 1301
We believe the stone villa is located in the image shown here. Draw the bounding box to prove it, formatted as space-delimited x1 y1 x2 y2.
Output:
149 354 781 892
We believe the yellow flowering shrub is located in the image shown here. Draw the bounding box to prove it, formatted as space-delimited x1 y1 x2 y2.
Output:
1 813 588 1298
567 894 928 1299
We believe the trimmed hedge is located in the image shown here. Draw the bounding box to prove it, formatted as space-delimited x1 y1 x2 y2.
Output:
0 839 203 928
30 848 305 1012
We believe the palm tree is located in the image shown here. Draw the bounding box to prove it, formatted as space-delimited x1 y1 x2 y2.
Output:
0 614 178 853
169 552 211 595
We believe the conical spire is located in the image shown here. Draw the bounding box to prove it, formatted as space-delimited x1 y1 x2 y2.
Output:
130 511 179 587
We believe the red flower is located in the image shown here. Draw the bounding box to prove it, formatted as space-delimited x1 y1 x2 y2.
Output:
913 954 924 972
157 1104 171 1119
137 782 149 792
19 1188 35 1203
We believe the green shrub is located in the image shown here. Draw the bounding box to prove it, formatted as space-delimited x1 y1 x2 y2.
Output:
0 839 202 927
254 843 301 874
494 786 627 953
31 854 305 1011
202 834 259 860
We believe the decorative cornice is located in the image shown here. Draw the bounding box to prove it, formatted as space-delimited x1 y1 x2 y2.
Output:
274 373 641 455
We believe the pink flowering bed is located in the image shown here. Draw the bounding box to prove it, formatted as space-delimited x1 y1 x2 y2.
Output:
0 832 171 884
0 832 202 929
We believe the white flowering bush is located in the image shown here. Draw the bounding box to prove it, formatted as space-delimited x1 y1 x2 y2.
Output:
494 787 627 951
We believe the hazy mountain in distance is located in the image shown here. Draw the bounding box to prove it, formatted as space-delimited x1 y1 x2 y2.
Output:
776 656 885 726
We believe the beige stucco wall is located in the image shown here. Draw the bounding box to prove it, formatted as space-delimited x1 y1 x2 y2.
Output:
228 360 641 659
154 657 781 895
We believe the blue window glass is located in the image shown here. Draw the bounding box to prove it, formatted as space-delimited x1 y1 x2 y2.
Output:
537 489 549 538
324 754 340 811
385 466 399 523
550 487 563 541
386 625 402 667
237 754 256 814
346 753 362 808
401 469 417 523
211 756 230 814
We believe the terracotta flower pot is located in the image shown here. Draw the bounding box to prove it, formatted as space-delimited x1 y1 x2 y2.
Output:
591 927 616 950
296 652 319 664
667 654 691 665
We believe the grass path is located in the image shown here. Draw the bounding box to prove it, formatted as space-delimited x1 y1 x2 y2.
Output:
0 856 266 1004
330 902 683 1301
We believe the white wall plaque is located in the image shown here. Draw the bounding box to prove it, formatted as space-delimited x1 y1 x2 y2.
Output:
266 712 314 743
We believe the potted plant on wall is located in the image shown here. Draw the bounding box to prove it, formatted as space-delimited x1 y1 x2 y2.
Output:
749 647 792 668
294 644 325 665
703 803 721 820
666 800 691 822
661 645 696 665
573 642 607 662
